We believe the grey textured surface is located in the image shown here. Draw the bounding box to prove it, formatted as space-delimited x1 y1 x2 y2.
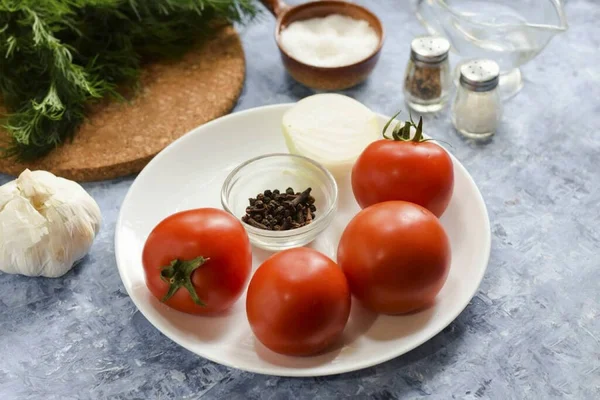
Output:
1 1 599 399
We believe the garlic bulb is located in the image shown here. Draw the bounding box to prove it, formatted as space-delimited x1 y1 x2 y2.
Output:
0 169 101 277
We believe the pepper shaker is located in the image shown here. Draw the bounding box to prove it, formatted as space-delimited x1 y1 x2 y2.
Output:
403 36 451 113
451 59 502 139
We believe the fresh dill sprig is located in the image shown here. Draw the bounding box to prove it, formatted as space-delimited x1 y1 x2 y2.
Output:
0 0 257 160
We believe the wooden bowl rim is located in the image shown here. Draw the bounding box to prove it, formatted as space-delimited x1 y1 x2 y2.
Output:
274 0 385 71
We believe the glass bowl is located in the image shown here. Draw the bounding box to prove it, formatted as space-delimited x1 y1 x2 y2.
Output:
221 153 338 251
416 0 568 99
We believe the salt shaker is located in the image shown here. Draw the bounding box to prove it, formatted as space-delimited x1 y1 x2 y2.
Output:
403 36 451 113
451 59 502 139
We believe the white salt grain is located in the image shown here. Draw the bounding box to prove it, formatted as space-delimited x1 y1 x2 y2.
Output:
279 14 379 68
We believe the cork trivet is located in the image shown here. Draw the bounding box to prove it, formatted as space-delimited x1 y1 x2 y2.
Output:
0 26 245 182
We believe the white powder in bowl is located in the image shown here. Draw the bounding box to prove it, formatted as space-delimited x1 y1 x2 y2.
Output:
279 14 380 68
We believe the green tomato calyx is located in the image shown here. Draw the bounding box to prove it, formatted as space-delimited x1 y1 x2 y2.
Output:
382 110 425 142
160 256 209 306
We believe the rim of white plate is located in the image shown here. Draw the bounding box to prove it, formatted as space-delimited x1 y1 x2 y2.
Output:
115 104 491 377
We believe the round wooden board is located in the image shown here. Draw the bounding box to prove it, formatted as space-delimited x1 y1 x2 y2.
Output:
0 26 245 182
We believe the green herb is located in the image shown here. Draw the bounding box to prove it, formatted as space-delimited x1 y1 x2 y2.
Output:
0 0 257 160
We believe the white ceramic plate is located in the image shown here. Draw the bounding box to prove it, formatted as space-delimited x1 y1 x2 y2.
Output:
115 104 491 377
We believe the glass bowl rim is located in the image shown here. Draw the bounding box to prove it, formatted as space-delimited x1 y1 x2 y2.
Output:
431 0 568 31
221 153 338 238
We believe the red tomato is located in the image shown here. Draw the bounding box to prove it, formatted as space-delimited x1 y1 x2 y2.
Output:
246 248 351 356
337 201 451 314
351 115 454 217
142 208 252 315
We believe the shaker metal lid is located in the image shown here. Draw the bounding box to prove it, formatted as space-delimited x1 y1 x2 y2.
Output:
410 36 450 63
459 59 500 92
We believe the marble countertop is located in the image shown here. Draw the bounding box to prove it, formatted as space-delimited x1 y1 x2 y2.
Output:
1 1 599 399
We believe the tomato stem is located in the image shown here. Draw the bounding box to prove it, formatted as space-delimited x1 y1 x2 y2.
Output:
382 110 402 140
414 116 424 142
160 256 209 306
382 110 425 143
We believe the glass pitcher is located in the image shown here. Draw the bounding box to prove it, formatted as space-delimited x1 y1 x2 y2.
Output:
416 0 568 99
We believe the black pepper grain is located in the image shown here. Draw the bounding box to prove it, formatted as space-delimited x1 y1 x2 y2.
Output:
242 187 316 231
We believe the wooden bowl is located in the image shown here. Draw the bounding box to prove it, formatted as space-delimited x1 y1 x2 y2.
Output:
262 0 384 91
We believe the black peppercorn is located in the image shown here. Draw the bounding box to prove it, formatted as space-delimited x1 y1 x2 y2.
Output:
242 187 317 231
